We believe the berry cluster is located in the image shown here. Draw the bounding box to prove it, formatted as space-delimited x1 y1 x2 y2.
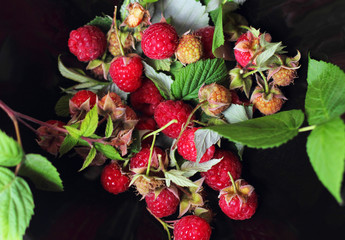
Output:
39 2 301 239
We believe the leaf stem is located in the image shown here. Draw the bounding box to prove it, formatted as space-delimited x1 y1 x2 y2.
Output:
142 119 178 140
259 71 269 93
243 69 257 78
146 133 157 176
298 125 316 132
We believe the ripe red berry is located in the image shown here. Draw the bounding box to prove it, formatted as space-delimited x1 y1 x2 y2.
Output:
109 55 143 92
154 100 195 139
141 22 179 59
219 179 258 220
130 146 165 171
195 26 215 59
145 188 179 218
68 25 107 62
234 33 255 68
173 215 212 240
177 127 215 163
130 78 163 116
101 162 130 195
201 149 242 191
70 90 97 108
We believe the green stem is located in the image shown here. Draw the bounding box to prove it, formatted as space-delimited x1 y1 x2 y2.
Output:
298 125 316 132
259 71 269 93
147 208 172 240
228 172 238 195
143 119 178 140
146 133 157 176
243 69 258 78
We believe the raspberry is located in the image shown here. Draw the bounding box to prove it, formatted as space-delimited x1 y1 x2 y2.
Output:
271 68 297 86
251 86 285 115
177 127 215 163
145 188 179 218
129 146 165 171
36 120 65 156
195 26 215 59
109 55 143 92
234 32 256 68
70 90 97 108
101 161 130 195
130 78 163 116
68 25 106 62
173 215 212 240
201 149 242 191
141 22 179 59
136 116 157 131
199 83 232 116
154 100 195 139
219 179 258 220
176 34 203 64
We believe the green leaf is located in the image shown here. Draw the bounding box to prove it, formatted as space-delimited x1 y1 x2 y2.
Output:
87 15 113 32
101 83 129 101
65 126 82 139
256 41 285 68
94 142 123 160
54 95 71 117
306 118 345 204
143 61 174 100
223 104 253 124
59 134 79 156
180 158 223 177
206 110 305 148
80 105 99 137
145 58 172 72
18 154 63 192
305 58 345 125
171 58 228 100
150 0 209 35
0 167 34 240
164 170 198 187
194 129 221 163
211 6 224 53
0 130 24 167
105 115 114 138
79 147 97 171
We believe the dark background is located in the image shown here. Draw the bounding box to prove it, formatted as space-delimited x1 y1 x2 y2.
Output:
1 0 345 239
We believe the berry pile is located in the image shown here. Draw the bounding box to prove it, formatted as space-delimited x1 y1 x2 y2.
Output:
42 1 301 239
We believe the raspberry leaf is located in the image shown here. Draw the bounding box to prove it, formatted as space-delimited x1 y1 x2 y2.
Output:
79 147 97 171
194 128 221 163
145 58 172 72
305 58 345 125
306 118 345 204
105 115 114 138
80 105 98 137
54 95 70 117
0 130 24 167
223 104 253 124
180 158 223 177
171 58 228 100
87 15 113 32
65 126 82 139
18 154 63 192
59 134 79 157
143 62 174 100
206 110 304 148
150 0 209 35
164 169 198 187
94 142 123 160
0 167 34 240
210 6 224 53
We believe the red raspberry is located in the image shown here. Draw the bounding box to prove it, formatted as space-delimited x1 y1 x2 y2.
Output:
173 215 212 240
141 22 179 59
101 162 130 195
195 26 215 59
130 78 163 116
136 116 157 131
177 127 215 163
154 100 195 139
234 33 254 68
129 146 165 171
109 55 143 92
70 90 97 108
145 188 179 218
201 149 242 191
68 25 106 62
219 179 258 220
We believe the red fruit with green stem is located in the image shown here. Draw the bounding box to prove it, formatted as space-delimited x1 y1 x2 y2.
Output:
109 55 143 93
68 25 107 62
129 146 166 172
154 100 195 139
69 90 98 116
201 149 242 191
219 175 258 220
141 22 179 59
101 161 130 195
177 127 215 163
173 215 212 240
145 187 180 218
